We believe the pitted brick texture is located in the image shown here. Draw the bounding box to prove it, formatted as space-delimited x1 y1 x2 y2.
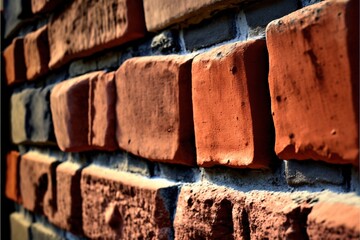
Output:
48 0 145 69
174 183 247 239
115 55 195 166
3 37 26 85
267 0 359 165
81 165 178 239
5 151 22 203
192 39 274 168
23 25 50 81
20 151 60 214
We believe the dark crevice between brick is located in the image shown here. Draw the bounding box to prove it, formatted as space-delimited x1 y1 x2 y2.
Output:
69 167 85 236
213 198 234 240
241 208 251 240
34 173 48 215
284 205 312 240
49 161 61 215
342 165 352 192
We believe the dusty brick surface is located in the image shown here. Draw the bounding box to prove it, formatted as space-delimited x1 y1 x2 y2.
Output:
144 0 249 32
192 40 274 168
3 37 26 85
245 191 311 239
48 0 145 69
89 71 117 151
23 25 50 80
20 151 60 214
5 151 22 203
115 55 195 166
267 0 359 165
10 212 32 240
45 162 83 235
174 183 246 239
50 71 102 152
307 201 360 239
11 89 36 144
81 165 178 239
31 0 62 14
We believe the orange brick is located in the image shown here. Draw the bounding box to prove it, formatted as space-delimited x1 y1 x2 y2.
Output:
5 151 22 203
267 0 359 165
115 55 195 166
3 37 26 85
192 40 274 168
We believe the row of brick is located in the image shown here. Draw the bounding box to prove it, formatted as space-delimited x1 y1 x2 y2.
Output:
4 0 262 83
6 151 360 239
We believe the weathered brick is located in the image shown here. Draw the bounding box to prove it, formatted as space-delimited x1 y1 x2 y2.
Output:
115 55 195 166
245 191 311 239
89 71 117 151
5 151 22 203
144 0 249 32
10 212 32 240
31 0 62 14
11 88 36 144
307 200 360 239
20 151 60 214
50 71 116 151
267 0 359 165
31 223 64 240
50 72 100 152
81 165 178 239
183 11 236 51
45 162 83 235
29 85 56 144
48 0 145 69
4 0 32 38
3 37 26 85
192 40 274 168
174 183 246 239
23 25 50 80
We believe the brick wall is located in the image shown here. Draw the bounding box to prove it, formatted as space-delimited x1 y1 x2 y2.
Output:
2 0 359 239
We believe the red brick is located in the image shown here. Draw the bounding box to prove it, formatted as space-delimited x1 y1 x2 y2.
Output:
3 37 26 85
267 0 359 165
23 25 50 81
81 165 178 239
192 40 274 168
144 0 249 32
307 201 360 239
45 161 83 235
50 71 102 152
5 151 22 203
20 151 60 214
115 55 195 166
174 183 246 239
89 71 117 151
31 0 62 14
48 0 145 69
245 191 311 239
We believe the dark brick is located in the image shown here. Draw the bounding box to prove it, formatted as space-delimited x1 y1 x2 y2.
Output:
184 11 237 51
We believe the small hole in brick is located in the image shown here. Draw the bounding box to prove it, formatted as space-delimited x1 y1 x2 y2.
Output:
187 197 193 207
289 133 295 139
128 139 131 144
230 66 237 74
276 96 282 102
331 129 337 135
204 199 213 208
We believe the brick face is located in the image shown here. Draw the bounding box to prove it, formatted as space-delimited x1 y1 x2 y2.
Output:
47 0 146 69
5 151 22 203
23 25 50 81
267 0 359 165
20 152 60 214
3 37 26 85
115 55 195 166
192 39 274 168
143 0 249 32
81 165 178 239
